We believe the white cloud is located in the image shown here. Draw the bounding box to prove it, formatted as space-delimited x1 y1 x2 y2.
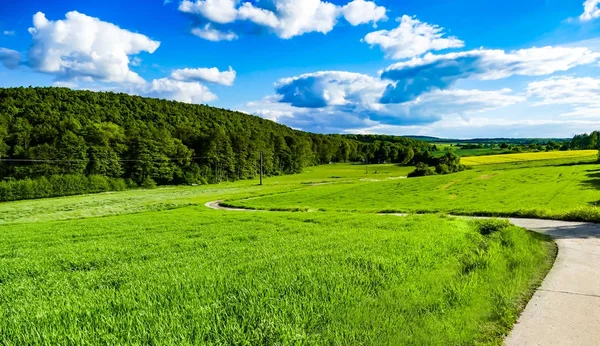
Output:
0 48 21 69
171 66 236 86
27 11 160 83
244 69 523 133
527 76 600 106
181 0 388 40
581 0 600 21
179 0 238 24
138 78 217 104
381 46 600 103
363 15 464 59
131 57 142 67
275 71 388 108
341 0 388 26
191 24 238 42
3 31 15 36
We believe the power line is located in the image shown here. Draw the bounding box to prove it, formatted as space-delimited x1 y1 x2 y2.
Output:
0 157 213 163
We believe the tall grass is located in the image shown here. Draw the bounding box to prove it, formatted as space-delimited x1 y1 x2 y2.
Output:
0 209 554 345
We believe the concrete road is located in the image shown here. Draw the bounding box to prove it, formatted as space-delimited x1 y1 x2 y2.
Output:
504 219 600 346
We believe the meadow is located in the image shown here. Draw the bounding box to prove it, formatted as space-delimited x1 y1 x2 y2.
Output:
228 154 600 222
0 162 557 345
460 150 597 165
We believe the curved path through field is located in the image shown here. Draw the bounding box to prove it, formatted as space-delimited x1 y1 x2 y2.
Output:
205 201 600 345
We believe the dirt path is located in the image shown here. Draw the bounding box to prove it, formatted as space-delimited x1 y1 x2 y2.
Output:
205 201 600 345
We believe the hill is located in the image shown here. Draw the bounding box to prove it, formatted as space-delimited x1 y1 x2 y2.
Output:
0 87 428 191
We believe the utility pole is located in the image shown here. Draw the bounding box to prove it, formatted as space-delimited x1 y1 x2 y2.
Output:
260 151 263 186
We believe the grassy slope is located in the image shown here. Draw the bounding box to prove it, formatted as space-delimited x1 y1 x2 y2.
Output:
0 162 556 344
231 156 600 222
0 208 553 345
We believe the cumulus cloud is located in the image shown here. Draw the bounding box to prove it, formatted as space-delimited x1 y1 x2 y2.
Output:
191 24 238 41
243 70 523 133
0 48 21 69
275 71 388 108
380 46 600 104
363 15 464 59
27 11 160 83
142 78 217 104
341 0 388 26
180 0 388 40
179 0 238 24
171 66 236 86
581 0 600 21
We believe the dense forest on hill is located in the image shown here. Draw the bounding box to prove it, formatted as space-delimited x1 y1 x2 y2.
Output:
0 87 429 191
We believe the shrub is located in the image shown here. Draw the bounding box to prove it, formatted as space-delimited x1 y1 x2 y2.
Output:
408 163 437 178
141 178 157 189
0 175 134 202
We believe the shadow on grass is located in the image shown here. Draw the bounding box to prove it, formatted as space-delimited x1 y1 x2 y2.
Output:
581 170 600 195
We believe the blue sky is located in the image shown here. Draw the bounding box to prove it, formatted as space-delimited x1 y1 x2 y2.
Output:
1 0 600 138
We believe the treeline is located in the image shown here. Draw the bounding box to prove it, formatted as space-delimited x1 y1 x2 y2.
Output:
0 87 429 195
570 131 600 150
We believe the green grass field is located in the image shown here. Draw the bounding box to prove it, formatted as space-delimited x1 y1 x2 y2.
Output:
460 150 597 165
229 155 600 222
0 161 561 344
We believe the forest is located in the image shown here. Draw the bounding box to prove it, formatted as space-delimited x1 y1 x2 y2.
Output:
0 87 429 199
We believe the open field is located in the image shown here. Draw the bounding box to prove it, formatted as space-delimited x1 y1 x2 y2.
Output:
229 156 600 222
0 208 553 345
0 162 557 344
460 150 597 166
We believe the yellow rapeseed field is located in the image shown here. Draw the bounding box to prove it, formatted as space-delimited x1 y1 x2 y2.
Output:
461 150 597 166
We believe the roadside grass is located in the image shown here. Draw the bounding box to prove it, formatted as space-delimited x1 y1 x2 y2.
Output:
460 150 597 166
229 156 600 222
0 208 554 345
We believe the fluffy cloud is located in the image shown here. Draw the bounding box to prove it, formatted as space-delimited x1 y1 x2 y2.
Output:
180 0 388 41
340 0 387 26
380 46 600 104
0 48 21 69
363 15 464 59
275 71 388 108
244 70 523 133
527 76 600 106
191 24 238 41
27 11 160 83
142 78 217 104
179 0 238 24
171 66 236 86
581 0 600 21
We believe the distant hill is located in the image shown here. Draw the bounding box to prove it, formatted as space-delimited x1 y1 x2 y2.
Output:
0 87 430 186
405 136 570 145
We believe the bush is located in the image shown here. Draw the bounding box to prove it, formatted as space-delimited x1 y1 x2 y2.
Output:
408 163 437 178
141 178 157 189
0 174 133 202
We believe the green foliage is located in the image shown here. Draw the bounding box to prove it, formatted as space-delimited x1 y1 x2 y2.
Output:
0 87 429 201
0 174 126 202
409 151 465 178
408 162 437 177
